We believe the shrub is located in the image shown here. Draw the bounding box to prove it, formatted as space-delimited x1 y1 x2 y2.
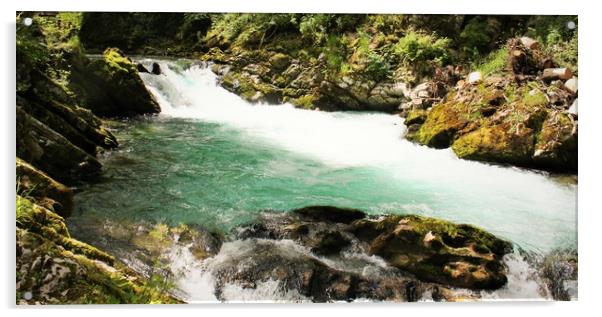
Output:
394 31 451 66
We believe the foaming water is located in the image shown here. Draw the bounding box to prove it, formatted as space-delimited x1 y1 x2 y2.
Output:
134 59 577 253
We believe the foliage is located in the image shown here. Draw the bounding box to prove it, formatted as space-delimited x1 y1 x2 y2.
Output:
394 31 451 66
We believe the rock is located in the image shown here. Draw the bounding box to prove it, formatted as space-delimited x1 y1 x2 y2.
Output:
520 36 541 50
404 108 428 125
543 68 573 81
564 77 578 94
16 196 178 304
16 158 74 218
293 206 366 224
568 99 578 116
136 63 149 73
70 48 160 117
408 100 470 149
533 111 577 171
268 53 291 71
467 71 483 84
151 62 161 75
451 123 535 167
16 107 102 184
351 215 512 290
311 231 351 255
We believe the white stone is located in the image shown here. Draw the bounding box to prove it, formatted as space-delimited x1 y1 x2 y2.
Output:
568 99 578 116
467 71 482 84
564 77 578 94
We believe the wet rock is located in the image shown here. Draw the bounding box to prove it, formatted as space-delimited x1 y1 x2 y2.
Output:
311 231 351 256
136 63 149 73
293 206 366 224
70 48 160 117
151 62 162 75
539 249 578 301
351 215 512 290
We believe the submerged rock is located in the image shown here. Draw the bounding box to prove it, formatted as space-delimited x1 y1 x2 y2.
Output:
70 48 161 117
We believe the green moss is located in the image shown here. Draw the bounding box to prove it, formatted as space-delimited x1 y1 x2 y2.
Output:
452 123 534 166
405 108 428 125
474 47 508 76
291 94 317 109
412 100 469 148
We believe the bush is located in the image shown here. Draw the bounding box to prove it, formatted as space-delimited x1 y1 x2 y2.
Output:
394 31 451 66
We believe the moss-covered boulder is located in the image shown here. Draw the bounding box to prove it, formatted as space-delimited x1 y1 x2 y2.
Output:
409 100 471 148
351 214 512 290
451 123 535 166
70 48 160 117
16 157 74 217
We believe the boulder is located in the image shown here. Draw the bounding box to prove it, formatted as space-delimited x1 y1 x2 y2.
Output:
451 123 535 167
70 48 160 117
136 63 149 73
409 101 470 149
151 62 162 75
351 215 512 290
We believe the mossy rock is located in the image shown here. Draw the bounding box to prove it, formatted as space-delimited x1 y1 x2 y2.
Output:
16 157 74 217
16 106 102 184
411 101 470 148
405 108 428 125
533 111 577 171
351 214 512 290
451 123 535 166
70 48 160 117
16 196 178 304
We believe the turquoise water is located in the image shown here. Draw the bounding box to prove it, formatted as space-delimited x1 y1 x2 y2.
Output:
70 60 577 254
